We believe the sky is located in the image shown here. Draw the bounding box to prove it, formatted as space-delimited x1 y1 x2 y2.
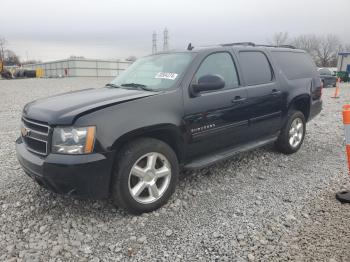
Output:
0 0 349 62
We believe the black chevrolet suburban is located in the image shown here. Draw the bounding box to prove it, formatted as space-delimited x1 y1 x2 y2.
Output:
16 43 322 214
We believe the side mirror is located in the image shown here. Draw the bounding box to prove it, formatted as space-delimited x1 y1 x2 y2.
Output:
191 74 225 94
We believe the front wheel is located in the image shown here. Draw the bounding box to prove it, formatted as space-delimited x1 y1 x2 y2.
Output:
275 110 306 154
111 138 179 214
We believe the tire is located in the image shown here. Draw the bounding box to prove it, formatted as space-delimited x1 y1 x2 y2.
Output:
111 138 179 214
275 110 306 154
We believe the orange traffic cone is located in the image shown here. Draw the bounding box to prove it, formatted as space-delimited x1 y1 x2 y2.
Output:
331 77 341 98
336 105 350 203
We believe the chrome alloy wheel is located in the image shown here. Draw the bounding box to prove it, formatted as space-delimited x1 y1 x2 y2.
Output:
128 152 172 204
289 117 304 148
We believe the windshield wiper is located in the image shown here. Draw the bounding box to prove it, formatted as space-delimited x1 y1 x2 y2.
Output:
105 83 122 88
120 83 155 92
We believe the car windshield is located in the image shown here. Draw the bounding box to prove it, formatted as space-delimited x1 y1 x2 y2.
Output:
110 53 194 91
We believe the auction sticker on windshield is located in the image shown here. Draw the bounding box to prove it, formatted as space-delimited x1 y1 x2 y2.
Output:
155 72 178 80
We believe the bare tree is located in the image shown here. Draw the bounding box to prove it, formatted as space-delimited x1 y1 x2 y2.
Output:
291 34 341 67
339 43 350 52
3 50 20 66
292 34 320 58
269 32 290 46
0 37 21 66
315 34 340 67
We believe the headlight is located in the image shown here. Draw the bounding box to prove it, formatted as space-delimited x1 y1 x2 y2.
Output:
52 126 96 154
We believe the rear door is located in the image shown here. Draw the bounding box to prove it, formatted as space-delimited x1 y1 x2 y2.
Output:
236 50 283 139
183 51 251 159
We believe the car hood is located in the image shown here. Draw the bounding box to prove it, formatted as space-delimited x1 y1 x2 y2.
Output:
23 87 158 125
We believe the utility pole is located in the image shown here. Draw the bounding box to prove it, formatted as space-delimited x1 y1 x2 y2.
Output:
152 31 157 54
163 27 169 51
0 37 6 72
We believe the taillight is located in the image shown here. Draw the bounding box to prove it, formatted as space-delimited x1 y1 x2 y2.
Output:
311 79 322 100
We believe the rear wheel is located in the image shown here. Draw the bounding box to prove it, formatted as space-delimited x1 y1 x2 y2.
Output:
275 110 306 154
111 138 179 214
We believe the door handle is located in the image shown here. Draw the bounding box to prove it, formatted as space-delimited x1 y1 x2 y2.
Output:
271 89 282 96
231 96 246 103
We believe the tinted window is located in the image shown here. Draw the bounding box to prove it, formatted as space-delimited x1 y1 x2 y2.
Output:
272 51 316 80
193 52 239 89
239 51 273 85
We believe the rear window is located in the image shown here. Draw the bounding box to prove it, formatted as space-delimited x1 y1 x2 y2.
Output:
318 68 332 75
272 51 316 80
238 51 273 86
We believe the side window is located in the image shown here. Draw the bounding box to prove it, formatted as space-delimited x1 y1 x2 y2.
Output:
193 52 239 90
272 51 317 80
239 51 273 85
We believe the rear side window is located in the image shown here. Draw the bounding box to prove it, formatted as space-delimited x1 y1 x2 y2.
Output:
238 51 273 85
272 51 316 80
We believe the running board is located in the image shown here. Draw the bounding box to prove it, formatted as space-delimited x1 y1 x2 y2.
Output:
184 135 278 170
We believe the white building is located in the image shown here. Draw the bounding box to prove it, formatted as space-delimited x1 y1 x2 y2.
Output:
24 58 132 77
337 52 350 73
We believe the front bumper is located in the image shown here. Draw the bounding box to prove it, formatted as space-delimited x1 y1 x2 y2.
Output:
16 137 115 199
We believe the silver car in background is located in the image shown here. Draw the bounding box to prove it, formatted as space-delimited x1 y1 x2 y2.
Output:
318 68 337 87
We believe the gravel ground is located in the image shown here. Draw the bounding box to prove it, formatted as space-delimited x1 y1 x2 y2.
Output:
1 78 350 262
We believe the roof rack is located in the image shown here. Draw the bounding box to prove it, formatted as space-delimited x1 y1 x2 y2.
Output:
279 44 296 49
192 42 298 50
256 44 296 49
221 42 297 49
221 42 255 47
254 44 276 48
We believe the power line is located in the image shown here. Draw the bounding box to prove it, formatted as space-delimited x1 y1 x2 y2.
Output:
152 31 157 54
163 28 169 51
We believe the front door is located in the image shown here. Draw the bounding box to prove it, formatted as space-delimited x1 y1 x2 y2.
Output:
183 51 250 160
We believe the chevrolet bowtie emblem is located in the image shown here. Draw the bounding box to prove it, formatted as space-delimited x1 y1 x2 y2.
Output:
21 126 30 137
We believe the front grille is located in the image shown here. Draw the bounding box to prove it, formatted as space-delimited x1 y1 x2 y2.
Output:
21 117 50 156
